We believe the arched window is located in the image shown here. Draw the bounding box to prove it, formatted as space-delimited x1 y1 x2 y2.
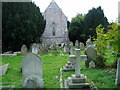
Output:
52 22 56 36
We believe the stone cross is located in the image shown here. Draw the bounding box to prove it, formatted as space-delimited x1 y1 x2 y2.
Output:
115 58 120 86
75 49 87 78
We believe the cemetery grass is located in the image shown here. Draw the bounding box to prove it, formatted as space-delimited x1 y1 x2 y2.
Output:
1 50 118 88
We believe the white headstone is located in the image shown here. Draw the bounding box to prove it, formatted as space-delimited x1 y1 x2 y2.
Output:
22 53 44 88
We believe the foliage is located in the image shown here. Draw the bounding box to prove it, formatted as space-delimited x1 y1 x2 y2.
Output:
93 24 119 67
83 6 109 40
94 24 119 56
2 2 46 52
68 14 85 43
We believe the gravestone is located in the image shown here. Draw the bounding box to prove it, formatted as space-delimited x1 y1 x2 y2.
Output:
52 43 59 56
75 40 79 47
89 61 95 68
64 49 90 89
21 45 28 55
85 47 97 68
3 51 12 54
64 44 69 53
86 38 94 47
32 43 38 54
36 43 41 52
0 64 9 75
69 42 74 55
22 53 44 88
42 43 48 54
115 58 120 86
80 42 85 50
63 55 76 71
13 51 21 55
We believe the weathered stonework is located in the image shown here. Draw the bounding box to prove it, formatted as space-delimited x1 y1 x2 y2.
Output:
41 1 69 45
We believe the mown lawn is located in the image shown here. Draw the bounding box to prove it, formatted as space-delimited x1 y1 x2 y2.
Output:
0 49 119 88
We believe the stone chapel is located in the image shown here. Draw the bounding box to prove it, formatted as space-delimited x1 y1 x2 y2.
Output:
41 0 69 45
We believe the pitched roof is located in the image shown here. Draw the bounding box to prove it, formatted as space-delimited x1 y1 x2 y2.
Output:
45 1 62 11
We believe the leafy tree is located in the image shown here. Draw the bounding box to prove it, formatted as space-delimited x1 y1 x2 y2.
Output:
68 14 85 44
93 24 119 67
83 6 109 40
2 2 45 52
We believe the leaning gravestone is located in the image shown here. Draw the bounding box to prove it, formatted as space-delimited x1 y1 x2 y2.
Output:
85 47 97 68
115 58 120 86
22 53 44 88
21 45 28 55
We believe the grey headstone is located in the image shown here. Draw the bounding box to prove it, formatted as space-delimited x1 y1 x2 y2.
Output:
32 43 38 54
85 47 97 67
115 58 120 86
22 53 44 88
89 61 95 68
86 38 94 47
75 40 79 47
42 42 48 54
80 42 85 50
21 45 28 55
0 64 9 75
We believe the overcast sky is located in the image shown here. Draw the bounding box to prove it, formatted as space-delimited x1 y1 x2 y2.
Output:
32 0 120 22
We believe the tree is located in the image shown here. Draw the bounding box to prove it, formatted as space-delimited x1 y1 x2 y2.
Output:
83 6 109 40
93 24 119 67
2 2 46 52
68 14 85 44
